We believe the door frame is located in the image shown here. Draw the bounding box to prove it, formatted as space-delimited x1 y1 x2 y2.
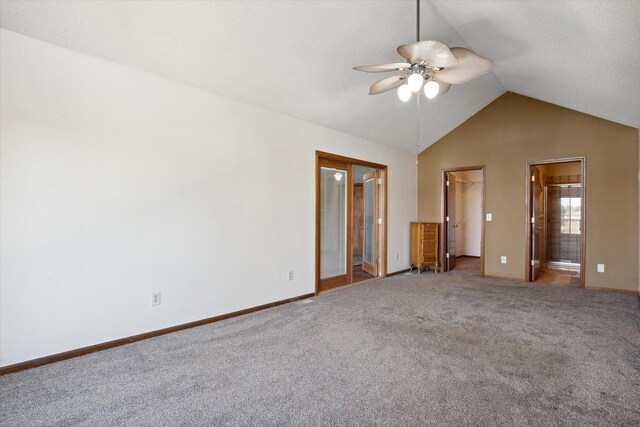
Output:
315 151 388 295
352 182 364 267
530 166 544 280
440 166 486 275
524 157 586 288
361 170 379 277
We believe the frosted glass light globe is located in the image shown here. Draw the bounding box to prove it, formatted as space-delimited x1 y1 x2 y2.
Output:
424 80 440 99
407 73 424 92
397 84 412 102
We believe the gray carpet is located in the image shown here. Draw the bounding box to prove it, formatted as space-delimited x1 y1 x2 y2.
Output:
2 263 639 426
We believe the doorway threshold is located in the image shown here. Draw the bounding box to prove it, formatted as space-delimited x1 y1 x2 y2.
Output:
318 276 382 295
546 261 580 272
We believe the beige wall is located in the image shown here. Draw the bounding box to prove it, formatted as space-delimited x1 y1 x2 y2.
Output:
418 92 639 291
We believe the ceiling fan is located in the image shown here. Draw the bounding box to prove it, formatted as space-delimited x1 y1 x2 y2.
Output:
353 0 494 101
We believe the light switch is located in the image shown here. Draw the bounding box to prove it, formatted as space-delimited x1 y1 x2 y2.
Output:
597 264 605 273
486 213 493 221
501 256 507 264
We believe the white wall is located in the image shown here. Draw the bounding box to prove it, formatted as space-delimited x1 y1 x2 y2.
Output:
454 170 482 257
0 30 417 367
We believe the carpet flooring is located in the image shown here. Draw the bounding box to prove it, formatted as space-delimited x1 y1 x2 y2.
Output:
1 267 639 426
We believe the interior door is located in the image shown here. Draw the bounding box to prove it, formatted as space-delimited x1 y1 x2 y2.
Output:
352 184 364 264
318 159 350 291
446 172 457 271
362 170 379 276
531 166 544 280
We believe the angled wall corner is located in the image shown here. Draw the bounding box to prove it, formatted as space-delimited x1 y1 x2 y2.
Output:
418 92 639 291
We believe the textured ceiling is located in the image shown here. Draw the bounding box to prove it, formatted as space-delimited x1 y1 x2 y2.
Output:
432 0 640 130
0 1 637 155
0 0 505 153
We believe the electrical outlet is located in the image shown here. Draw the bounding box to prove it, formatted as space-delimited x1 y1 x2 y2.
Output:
395 253 399 261
288 270 294 281
501 256 507 264
151 292 161 306
486 213 493 221
597 264 605 273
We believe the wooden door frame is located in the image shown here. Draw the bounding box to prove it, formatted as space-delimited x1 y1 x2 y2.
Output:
315 151 388 295
352 183 364 265
361 170 379 277
440 166 486 275
524 157 586 288
530 166 544 280
316 156 352 290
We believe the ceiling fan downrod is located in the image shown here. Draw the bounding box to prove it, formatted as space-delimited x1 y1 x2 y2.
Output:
416 0 420 43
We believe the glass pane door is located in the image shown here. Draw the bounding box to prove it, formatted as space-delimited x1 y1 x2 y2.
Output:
320 167 347 279
362 171 378 277
363 176 375 265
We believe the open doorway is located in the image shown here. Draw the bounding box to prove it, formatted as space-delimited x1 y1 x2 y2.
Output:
316 152 387 294
526 158 586 288
352 166 380 283
441 167 485 275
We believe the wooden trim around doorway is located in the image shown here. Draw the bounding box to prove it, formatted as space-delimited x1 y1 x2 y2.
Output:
315 151 387 170
315 151 388 295
524 157 587 288
440 166 486 276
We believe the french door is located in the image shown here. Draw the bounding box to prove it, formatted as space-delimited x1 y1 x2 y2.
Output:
362 171 379 276
318 158 351 290
316 152 388 294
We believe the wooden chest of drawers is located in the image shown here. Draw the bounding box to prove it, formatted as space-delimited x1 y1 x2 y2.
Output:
410 222 440 273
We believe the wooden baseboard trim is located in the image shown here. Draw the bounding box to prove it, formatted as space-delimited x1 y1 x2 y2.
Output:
484 274 638 295
583 286 638 295
387 268 411 277
0 292 315 377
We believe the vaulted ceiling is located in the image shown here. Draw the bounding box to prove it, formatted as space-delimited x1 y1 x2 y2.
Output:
1 1 638 153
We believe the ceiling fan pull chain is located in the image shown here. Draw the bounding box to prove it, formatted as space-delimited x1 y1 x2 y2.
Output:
416 88 421 165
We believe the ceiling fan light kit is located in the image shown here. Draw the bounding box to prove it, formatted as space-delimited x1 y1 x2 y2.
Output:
407 73 424 92
354 0 494 101
397 84 412 102
423 79 440 99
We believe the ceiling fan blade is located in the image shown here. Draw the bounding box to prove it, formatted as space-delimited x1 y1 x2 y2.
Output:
433 48 494 85
369 74 407 95
353 62 411 73
436 82 451 96
397 40 458 68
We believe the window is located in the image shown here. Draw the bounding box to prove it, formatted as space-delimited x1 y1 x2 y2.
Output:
560 197 581 234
